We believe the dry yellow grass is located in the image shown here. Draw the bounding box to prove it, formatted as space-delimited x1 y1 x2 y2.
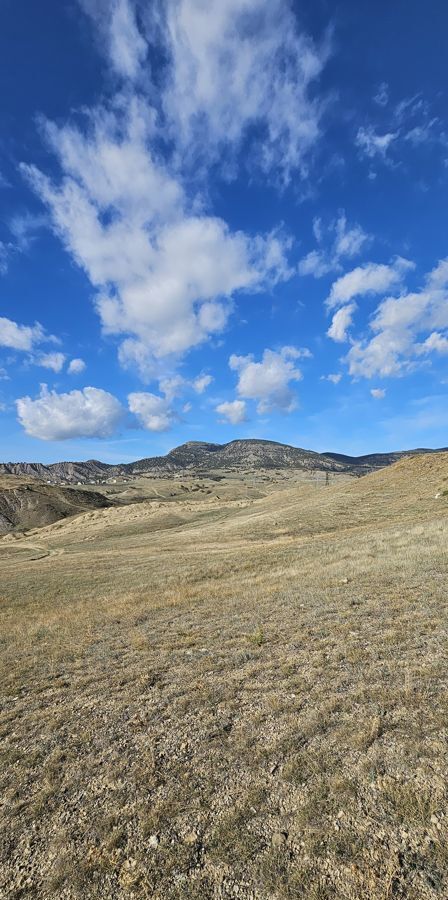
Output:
0 454 447 898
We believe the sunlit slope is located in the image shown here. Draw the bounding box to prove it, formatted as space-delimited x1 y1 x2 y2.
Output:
0 453 446 609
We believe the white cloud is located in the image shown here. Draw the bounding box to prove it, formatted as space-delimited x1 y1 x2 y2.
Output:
128 391 177 431
0 241 13 274
193 373 213 394
229 346 302 414
0 212 47 275
109 0 146 79
36 352 66 372
0 317 45 352
24 99 292 382
327 303 357 343
79 0 146 80
417 332 448 355
370 388 386 399
299 211 369 278
426 258 448 290
373 82 389 107
16 385 124 440
326 257 414 310
345 259 448 378
68 357 86 374
321 373 342 384
155 0 330 183
405 121 439 145
355 126 398 160
158 375 185 402
216 399 247 425
355 93 445 173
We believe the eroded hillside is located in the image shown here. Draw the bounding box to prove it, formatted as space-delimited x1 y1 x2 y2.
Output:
0 476 111 534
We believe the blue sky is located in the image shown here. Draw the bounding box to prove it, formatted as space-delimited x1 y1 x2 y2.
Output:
1 0 448 463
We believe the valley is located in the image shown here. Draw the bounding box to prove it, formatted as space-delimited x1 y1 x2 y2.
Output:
0 452 447 898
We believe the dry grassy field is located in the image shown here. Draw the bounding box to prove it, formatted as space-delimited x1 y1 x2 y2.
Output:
1 454 447 898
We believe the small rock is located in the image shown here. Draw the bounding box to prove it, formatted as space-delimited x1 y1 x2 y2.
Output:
184 830 199 845
340 577 349 584
271 831 288 848
430 814 439 825
148 834 159 849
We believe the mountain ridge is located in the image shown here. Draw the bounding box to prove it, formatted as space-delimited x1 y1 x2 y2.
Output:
0 439 446 484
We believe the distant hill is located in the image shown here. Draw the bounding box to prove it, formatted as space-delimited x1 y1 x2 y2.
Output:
323 447 448 472
0 439 446 485
0 477 111 534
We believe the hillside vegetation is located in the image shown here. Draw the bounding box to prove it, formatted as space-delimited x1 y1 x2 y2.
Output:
0 453 447 899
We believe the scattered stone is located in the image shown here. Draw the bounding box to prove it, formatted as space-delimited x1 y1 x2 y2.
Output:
271 831 288 848
184 830 199 845
148 834 159 849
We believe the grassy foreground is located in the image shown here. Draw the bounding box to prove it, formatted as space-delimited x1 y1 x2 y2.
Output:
0 454 447 898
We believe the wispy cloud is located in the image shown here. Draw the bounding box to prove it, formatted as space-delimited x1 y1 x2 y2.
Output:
299 210 369 278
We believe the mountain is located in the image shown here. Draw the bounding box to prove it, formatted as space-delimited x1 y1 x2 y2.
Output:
126 439 348 476
1 439 446 485
0 477 111 534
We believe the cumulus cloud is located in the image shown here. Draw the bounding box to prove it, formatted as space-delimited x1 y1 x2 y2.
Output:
68 358 86 374
215 399 247 425
326 257 414 310
229 347 303 414
157 375 186 403
417 332 448 355
0 316 45 352
16 385 124 440
36 352 66 372
128 391 177 431
345 259 448 377
299 211 369 278
370 388 386 399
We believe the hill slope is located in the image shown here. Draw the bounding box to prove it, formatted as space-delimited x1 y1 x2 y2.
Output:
0 476 111 533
